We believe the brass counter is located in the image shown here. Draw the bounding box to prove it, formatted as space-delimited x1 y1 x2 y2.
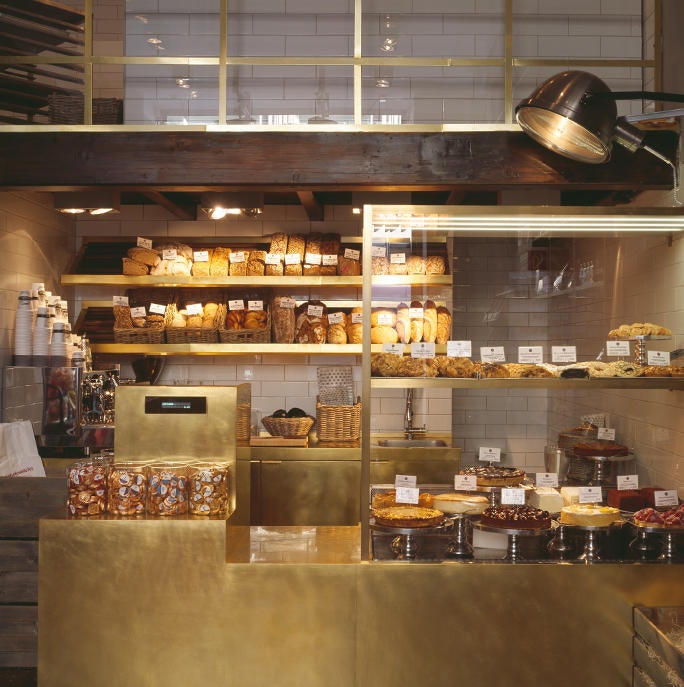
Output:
39 519 684 687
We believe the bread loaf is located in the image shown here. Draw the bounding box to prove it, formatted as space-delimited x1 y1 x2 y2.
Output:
422 299 437 343
371 325 399 345
426 255 446 275
113 305 134 329
388 252 408 275
202 302 219 329
338 249 361 276
320 233 341 275
409 300 424 343
406 254 425 275
395 302 410 344
436 306 452 344
346 307 363 344
210 247 230 277
371 256 390 275
244 309 267 330
285 234 306 276
122 257 149 276
191 248 213 277
127 246 161 267
271 296 296 343
225 309 246 329
229 250 248 276
265 233 287 276
327 323 348 344
294 300 328 344
370 307 397 328
246 250 266 276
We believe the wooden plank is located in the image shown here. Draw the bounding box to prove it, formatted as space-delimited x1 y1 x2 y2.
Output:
0 478 65 538
0 131 676 192
0 541 39 604
0 606 37 668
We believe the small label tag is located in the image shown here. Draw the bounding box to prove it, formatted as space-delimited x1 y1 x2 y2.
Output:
344 247 360 261
247 300 263 311
395 486 419 505
578 486 602 504
284 253 301 265
597 427 616 441
377 312 394 325
480 346 506 363
647 350 670 366
654 490 679 508
447 341 472 357
454 475 477 491
137 237 153 249
186 303 203 316
328 311 345 325
351 311 363 324
552 345 577 363
536 472 559 488
382 343 403 355
113 295 129 306
265 253 281 265
307 304 324 318
305 252 322 266
149 303 166 315
193 250 209 262
229 299 245 311
395 474 417 489
322 254 338 266
617 475 639 491
518 346 543 364
371 245 386 258
606 340 630 357
229 251 245 263
279 297 296 309
479 447 501 462
408 307 424 319
130 306 146 318
162 249 177 261
411 342 436 359
390 253 406 264
501 488 525 505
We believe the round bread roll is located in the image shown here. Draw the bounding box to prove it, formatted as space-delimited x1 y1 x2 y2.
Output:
371 325 399 345
370 307 397 328
327 323 348 344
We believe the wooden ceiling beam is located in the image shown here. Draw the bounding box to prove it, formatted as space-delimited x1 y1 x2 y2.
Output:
296 190 324 220
142 191 196 221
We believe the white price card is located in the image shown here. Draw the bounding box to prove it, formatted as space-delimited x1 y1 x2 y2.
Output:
328 311 345 325
229 251 246 263
162 248 178 260
130 306 146 318
647 350 670 366
247 300 263 311
408 307 424 319
307 304 324 318
578 486 602 504
479 447 501 463
501 488 526 505
279 297 296 309
606 340 630 357
411 342 436 359
617 475 639 491
518 346 543 364
395 474 417 489
480 346 506 363
390 252 406 264
136 237 153 249
265 253 281 265
597 427 616 441
305 252 322 266
382 343 404 355
186 303 203 316
377 311 395 325
149 303 167 315
454 475 477 491
654 490 679 508
322 254 338 266
351 310 363 324
371 245 386 258
193 250 209 263
552 346 577 364
447 340 472 357
229 299 245 311
113 295 129 306
344 247 360 261
284 253 301 265
395 487 419 505
536 472 559 488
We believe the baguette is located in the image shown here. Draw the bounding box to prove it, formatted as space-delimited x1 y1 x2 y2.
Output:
409 300 424 343
422 299 437 343
395 302 410 344
436 306 452 344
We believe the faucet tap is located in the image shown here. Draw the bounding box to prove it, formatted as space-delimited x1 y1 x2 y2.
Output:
404 388 426 439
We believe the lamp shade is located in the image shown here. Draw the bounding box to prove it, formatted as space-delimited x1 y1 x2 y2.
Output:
515 70 619 164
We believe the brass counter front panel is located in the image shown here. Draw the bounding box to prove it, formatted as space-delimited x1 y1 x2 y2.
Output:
39 520 684 687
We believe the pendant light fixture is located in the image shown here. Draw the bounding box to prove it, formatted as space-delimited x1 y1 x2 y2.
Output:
200 192 263 220
54 191 120 215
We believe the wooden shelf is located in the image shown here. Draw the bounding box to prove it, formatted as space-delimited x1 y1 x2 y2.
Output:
91 343 363 356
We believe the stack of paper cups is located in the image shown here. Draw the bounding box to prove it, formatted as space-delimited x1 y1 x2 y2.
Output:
51 322 68 367
33 306 51 366
14 290 34 365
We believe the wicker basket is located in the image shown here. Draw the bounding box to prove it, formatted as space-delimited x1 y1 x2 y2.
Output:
165 303 222 344
262 415 314 438
48 94 123 124
219 308 271 344
113 303 171 344
316 397 361 442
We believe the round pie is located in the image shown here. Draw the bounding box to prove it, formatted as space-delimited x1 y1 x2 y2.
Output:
460 465 526 487
372 506 445 528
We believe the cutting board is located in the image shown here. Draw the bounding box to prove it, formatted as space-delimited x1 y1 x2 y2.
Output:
250 436 308 447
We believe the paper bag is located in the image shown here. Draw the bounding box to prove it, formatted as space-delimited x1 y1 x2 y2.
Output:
0 420 46 478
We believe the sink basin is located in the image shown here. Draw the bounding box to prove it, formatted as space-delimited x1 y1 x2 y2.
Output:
376 438 448 448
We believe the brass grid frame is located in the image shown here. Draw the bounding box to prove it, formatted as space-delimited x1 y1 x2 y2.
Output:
0 0 661 129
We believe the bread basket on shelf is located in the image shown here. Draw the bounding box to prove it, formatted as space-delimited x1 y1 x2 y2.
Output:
219 308 271 344
261 415 314 438
165 303 223 344
113 305 172 344
316 397 361 442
